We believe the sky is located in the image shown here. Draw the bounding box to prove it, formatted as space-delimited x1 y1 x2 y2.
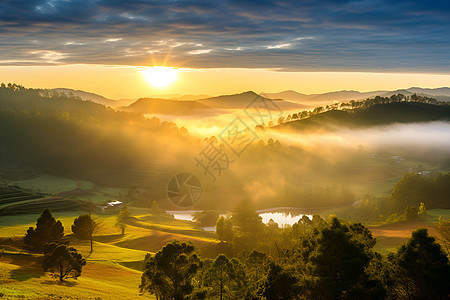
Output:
0 0 449 99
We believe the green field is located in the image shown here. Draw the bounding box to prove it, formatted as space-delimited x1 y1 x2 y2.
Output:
0 170 448 299
369 209 449 255
0 210 218 299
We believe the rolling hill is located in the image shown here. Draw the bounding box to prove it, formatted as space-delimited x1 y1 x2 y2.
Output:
123 98 210 115
123 91 304 115
265 90 387 103
45 87 450 112
197 91 303 110
50 88 135 108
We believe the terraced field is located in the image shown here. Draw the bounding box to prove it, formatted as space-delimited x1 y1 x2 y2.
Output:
0 184 84 216
0 185 43 207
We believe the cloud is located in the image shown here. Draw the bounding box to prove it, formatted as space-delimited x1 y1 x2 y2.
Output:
266 43 291 49
0 0 448 72
104 38 122 43
188 49 212 55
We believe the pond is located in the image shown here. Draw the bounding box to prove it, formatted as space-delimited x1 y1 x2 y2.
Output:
259 212 312 227
167 209 312 231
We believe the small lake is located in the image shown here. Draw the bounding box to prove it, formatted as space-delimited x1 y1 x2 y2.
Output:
167 209 312 231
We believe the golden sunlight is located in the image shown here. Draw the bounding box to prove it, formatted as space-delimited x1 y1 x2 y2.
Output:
142 66 178 88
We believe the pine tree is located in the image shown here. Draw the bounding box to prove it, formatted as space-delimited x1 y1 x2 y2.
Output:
23 209 64 252
388 229 450 299
140 241 202 300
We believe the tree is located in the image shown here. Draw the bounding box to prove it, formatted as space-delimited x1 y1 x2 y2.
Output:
307 217 376 299
116 205 131 235
24 209 64 252
43 243 86 282
204 254 237 300
262 262 298 300
193 210 219 227
232 200 264 249
419 201 426 214
313 106 323 114
388 228 450 299
433 173 450 208
403 205 419 221
140 241 202 300
245 250 269 297
387 173 432 212
216 215 234 244
72 214 101 253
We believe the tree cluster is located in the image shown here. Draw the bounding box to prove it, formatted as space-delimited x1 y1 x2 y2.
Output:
141 216 450 299
22 208 106 282
272 93 442 127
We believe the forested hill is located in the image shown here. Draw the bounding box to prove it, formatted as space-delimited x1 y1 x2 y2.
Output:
275 102 450 131
0 84 187 178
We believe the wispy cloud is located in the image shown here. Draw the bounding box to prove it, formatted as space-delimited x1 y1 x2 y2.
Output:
104 38 122 43
188 49 213 55
65 41 86 46
30 50 67 63
266 43 291 49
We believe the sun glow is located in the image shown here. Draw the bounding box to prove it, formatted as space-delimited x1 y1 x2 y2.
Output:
142 66 178 88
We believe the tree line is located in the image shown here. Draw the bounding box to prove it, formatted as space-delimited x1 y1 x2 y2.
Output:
141 215 450 299
270 93 443 127
352 172 450 225
0 83 187 178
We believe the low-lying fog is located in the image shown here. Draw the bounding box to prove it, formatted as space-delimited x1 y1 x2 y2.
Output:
148 107 450 155
267 121 450 154
138 110 450 209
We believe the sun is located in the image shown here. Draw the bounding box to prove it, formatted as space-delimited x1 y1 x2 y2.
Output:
142 66 178 88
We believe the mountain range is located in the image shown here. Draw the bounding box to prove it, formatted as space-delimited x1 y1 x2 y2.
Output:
264 87 450 104
50 87 450 115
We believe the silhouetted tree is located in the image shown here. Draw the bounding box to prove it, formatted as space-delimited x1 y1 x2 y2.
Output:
308 217 377 299
193 210 219 227
216 215 234 244
232 200 264 249
204 254 236 300
72 214 101 253
387 173 432 212
24 209 64 252
245 250 269 297
387 228 450 299
262 262 299 300
43 243 86 282
140 241 202 300
433 173 450 208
